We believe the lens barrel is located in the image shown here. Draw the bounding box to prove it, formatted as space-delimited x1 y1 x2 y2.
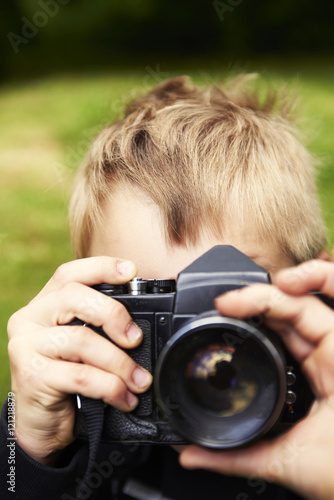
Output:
154 312 287 448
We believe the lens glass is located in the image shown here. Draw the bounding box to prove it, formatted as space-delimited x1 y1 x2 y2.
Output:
155 315 286 448
185 343 258 416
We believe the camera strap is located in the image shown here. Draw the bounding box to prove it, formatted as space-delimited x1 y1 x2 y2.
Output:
75 395 104 488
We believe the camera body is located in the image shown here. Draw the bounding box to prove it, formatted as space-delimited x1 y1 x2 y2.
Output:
75 246 314 449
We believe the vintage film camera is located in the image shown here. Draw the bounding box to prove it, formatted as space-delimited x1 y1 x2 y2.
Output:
75 245 316 449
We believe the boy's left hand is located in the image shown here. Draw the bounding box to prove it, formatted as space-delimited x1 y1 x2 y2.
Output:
179 259 334 500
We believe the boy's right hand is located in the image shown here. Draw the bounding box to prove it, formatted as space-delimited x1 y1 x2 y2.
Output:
7 257 153 466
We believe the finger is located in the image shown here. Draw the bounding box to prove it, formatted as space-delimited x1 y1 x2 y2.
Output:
179 436 300 492
42 358 140 412
17 282 142 349
37 325 152 394
275 260 334 298
215 284 334 397
32 256 137 301
180 404 334 500
215 284 334 347
264 317 314 363
180 442 272 477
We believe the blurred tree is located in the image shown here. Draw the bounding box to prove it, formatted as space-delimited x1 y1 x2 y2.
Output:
1 0 334 82
0 2 26 80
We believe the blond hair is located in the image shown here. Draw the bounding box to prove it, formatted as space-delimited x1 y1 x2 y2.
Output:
70 75 327 262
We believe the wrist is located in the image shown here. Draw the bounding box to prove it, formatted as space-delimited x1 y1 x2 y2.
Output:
14 425 64 466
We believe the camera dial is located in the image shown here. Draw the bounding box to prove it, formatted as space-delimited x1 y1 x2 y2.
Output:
129 278 147 295
128 278 176 295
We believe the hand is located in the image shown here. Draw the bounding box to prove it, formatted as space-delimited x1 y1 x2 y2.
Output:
7 257 152 465
180 259 334 500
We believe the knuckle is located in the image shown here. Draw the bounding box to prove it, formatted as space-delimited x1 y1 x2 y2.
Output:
120 353 136 377
7 313 19 339
108 298 129 323
94 256 109 276
7 308 26 339
112 349 135 378
108 376 127 402
94 256 120 278
73 326 93 352
61 281 82 298
7 336 22 364
53 262 70 283
9 345 42 386
72 364 90 390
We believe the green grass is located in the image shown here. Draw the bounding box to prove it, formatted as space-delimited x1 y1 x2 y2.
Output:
1 60 334 403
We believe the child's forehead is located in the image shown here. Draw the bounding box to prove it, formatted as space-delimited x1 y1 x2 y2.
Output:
89 184 294 279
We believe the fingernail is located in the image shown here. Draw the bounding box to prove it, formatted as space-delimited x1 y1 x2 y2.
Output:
127 322 142 342
133 367 153 388
117 260 136 277
126 391 138 408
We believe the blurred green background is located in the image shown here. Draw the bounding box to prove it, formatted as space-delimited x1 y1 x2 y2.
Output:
1 0 334 402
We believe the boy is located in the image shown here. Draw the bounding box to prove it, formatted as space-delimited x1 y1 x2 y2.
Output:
1 75 332 499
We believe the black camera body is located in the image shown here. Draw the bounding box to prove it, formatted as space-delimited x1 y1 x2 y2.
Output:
75 246 314 449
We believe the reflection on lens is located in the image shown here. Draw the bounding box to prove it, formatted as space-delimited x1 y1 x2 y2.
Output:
155 314 287 448
185 343 258 416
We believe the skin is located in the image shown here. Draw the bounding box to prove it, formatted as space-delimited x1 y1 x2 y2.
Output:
179 262 334 500
7 184 334 499
89 183 294 277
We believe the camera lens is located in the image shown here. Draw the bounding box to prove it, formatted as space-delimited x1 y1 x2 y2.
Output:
154 313 286 449
185 344 258 416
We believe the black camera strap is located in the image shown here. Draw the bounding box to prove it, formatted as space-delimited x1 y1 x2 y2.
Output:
76 395 104 487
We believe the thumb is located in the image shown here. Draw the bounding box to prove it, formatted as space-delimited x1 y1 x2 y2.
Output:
179 435 306 490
